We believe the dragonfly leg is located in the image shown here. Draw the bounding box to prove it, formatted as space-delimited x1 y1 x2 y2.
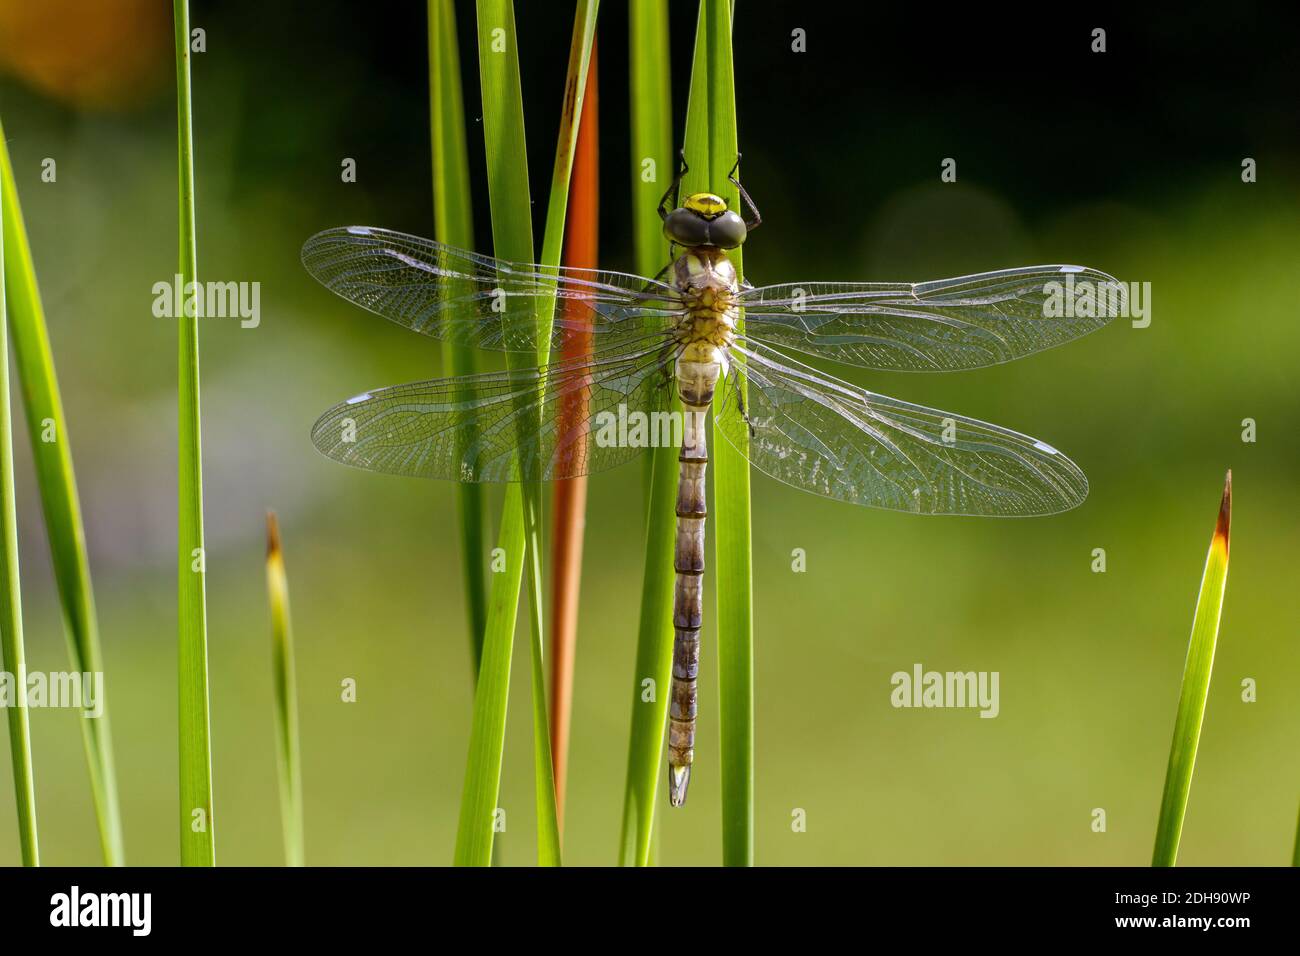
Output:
729 371 756 437
728 152 762 232
658 149 689 221
657 339 690 401
649 261 674 285
657 343 676 386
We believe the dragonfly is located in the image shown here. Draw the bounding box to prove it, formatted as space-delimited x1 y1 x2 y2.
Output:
302 155 1124 808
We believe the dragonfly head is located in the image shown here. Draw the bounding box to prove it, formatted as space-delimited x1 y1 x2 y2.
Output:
664 192 747 249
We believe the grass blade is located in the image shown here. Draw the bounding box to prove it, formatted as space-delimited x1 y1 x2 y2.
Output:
454 0 534 869
453 483 525 867
549 38 600 828
455 0 598 866
619 443 679 867
628 0 674 312
265 512 303 866
682 0 753 867
618 0 676 867
428 0 488 670
173 0 215 866
1152 470 1233 867
0 120 125 866
0 144 38 866
525 523 561 866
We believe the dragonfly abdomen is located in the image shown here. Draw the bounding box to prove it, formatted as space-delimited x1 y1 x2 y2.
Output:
667 359 721 807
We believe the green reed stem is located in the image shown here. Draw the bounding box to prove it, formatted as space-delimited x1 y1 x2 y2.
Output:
173 0 215 867
266 513 303 866
683 0 753 867
1152 472 1232 867
428 0 489 671
0 117 124 866
454 0 598 867
0 139 39 867
619 0 676 867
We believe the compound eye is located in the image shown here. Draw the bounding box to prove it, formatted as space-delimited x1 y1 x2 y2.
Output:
708 210 747 249
663 208 710 246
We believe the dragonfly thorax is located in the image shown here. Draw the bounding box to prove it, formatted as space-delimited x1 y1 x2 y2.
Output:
673 247 739 369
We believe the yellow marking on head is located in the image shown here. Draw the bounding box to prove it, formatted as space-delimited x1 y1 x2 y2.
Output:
683 192 727 219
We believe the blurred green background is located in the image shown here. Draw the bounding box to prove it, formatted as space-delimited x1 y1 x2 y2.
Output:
0 1 1296 865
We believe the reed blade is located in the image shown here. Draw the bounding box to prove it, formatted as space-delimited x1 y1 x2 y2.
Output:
549 39 601 830
0 118 124 866
454 0 598 867
173 0 215 867
682 0 754 867
428 0 489 673
1151 471 1232 867
618 0 676 868
266 513 304 866
0 136 39 866
454 483 525 866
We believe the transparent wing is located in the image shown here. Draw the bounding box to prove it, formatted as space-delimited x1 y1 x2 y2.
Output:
736 265 1125 371
716 342 1087 515
302 226 683 352
312 336 677 481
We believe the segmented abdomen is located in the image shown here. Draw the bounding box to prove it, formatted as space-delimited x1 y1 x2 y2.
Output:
667 358 720 807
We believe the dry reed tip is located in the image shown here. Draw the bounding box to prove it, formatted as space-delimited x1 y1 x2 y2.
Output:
1215 470 1232 552
266 509 282 560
